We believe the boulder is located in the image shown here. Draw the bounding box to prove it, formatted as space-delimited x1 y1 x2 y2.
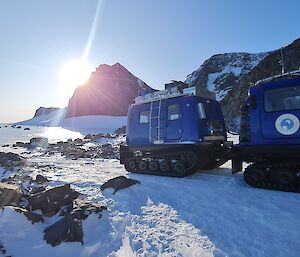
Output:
0 152 26 169
60 199 107 220
24 128 30 130
30 137 49 148
0 183 22 208
35 174 49 184
114 126 126 136
84 134 92 140
13 206 44 223
13 142 30 148
44 215 83 246
100 176 140 194
28 184 80 216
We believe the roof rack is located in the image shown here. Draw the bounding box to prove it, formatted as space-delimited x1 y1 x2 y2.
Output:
255 70 300 86
134 86 196 105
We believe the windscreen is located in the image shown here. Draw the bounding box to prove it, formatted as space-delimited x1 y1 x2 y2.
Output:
264 85 300 112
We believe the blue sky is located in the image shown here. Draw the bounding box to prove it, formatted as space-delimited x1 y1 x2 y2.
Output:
0 0 300 122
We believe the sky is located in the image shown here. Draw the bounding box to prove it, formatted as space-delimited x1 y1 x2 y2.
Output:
0 0 300 123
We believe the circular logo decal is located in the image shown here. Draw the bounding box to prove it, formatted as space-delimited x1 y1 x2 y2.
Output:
275 114 300 135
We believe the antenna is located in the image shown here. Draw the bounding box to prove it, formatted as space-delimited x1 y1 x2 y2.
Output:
280 47 285 74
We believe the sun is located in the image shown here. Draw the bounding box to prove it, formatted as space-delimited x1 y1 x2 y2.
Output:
59 59 93 98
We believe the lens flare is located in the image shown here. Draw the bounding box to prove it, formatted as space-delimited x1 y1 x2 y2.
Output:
59 59 93 99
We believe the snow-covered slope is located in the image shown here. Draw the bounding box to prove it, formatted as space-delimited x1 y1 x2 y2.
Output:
1 134 300 257
186 52 269 101
17 108 126 134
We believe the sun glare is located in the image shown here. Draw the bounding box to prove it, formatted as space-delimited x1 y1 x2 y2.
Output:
59 59 93 98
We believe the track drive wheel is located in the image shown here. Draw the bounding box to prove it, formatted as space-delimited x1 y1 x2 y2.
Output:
244 165 266 188
138 160 148 171
172 161 186 177
159 161 171 174
272 168 296 191
125 159 136 172
149 161 159 173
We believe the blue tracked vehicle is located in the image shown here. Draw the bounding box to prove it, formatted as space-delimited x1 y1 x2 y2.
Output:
120 86 231 177
232 71 300 192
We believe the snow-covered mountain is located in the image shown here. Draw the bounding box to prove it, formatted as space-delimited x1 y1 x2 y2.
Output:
185 52 269 101
186 38 300 130
66 63 152 118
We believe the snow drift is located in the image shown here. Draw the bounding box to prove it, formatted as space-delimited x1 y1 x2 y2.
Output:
17 108 127 134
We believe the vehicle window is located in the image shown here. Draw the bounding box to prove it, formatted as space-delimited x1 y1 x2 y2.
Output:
197 103 206 119
264 85 300 112
167 104 180 120
139 110 150 124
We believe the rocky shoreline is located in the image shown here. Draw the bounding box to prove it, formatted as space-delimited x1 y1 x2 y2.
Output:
0 130 141 255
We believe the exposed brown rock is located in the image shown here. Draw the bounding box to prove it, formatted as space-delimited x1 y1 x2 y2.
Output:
28 184 80 216
0 183 22 208
44 215 83 246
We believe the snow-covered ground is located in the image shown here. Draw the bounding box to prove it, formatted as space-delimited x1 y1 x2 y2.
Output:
1 132 300 257
17 109 127 134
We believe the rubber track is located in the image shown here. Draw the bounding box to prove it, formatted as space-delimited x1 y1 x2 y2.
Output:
244 162 300 193
125 150 198 177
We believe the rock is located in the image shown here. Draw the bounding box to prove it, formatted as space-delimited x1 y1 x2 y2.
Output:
44 215 83 246
84 134 92 140
0 152 26 170
34 107 60 117
28 184 80 216
100 145 115 158
35 174 49 184
60 199 107 220
30 137 49 148
0 183 22 208
74 138 84 145
1 145 10 148
13 142 30 148
100 176 140 194
24 128 30 130
114 126 126 136
16 126 21 129
12 206 44 223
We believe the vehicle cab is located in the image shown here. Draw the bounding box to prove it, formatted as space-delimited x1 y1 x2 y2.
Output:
240 74 300 146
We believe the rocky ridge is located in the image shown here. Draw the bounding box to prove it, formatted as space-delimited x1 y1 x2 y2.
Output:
66 63 152 118
186 38 300 130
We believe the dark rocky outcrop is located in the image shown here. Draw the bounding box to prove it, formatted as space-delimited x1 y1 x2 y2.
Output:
66 63 152 118
29 137 49 148
13 206 44 223
44 199 106 246
35 174 49 184
0 152 26 170
100 176 140 194
114 126 126 136
34 107 60 117
221 38 300 130
44 215 83 246
28 184 80 216
0 183 22 208
185 37 300 131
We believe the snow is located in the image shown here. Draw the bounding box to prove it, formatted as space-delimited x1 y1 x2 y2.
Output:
17 109 127 134
1 133 300 256
185 52 270 101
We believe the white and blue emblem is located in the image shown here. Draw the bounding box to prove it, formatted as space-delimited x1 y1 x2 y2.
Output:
275 114 300 135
